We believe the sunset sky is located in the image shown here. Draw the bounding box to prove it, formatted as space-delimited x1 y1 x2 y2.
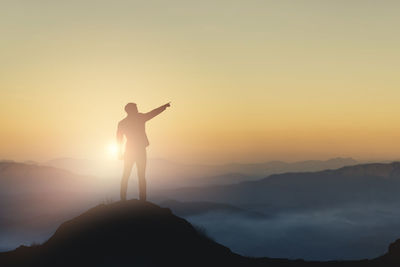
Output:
1 0 400 164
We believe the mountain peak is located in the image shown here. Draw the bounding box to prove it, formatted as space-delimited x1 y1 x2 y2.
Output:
0 200 239 267
3 199 400 266
336 162 400 178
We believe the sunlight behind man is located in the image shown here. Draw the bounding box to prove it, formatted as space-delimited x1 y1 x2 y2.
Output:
107 142 119 159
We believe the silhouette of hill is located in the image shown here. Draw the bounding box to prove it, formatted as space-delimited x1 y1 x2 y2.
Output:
2 200 400 266
169 162 400 213
0 200 242 267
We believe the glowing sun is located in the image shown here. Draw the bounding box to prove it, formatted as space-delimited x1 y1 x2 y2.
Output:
107 143 119 157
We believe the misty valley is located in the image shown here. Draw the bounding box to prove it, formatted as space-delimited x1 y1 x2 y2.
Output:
2 158 400 261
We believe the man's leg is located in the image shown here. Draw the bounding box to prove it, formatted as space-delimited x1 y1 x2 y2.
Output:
136 148 147 201
120 159 134 201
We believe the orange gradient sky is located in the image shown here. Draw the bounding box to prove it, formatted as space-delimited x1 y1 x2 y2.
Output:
1 1 400 164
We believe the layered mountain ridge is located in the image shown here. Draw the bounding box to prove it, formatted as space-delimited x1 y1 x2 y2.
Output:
2 200 400 266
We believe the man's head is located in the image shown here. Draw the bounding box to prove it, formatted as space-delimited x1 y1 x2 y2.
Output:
125 103 138 115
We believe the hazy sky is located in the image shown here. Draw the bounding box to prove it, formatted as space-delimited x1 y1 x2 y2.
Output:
1 0 400 164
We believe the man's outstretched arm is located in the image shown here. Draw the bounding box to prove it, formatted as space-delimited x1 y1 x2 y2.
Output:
144 102 170 121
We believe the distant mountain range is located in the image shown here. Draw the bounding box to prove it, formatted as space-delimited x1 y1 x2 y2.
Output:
168 162 400 213
0 161 105 200
2 160 397 231
0 161 104 251
0 161 86 191
3 159 400 260
42 157 358 188
1 200 400 266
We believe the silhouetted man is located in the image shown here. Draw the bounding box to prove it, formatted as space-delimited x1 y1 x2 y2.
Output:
117 102 170 201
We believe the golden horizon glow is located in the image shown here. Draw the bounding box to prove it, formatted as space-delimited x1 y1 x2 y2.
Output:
1 1 400 164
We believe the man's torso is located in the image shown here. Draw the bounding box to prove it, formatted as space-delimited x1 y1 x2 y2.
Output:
119 114 150 150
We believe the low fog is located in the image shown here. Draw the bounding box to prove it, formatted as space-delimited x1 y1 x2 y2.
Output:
184 204 400 260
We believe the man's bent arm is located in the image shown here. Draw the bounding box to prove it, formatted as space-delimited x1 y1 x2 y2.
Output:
144 103 170 121
116 123 124 159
